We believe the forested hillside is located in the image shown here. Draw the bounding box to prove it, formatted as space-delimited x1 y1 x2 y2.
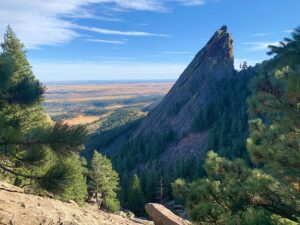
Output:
88 26 256 212
88 26 300 223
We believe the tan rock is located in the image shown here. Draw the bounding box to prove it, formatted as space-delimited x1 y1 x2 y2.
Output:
145 203 191 225
0 182 145 225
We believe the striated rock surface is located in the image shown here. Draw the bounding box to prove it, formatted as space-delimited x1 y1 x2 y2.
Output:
145 203 191 225
0 182 152 225
136 25 234 138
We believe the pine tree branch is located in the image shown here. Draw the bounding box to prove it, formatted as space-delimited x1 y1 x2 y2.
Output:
0 163 42 179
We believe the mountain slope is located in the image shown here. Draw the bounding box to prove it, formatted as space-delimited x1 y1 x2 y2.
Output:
87 26 256 210
112 26 244 172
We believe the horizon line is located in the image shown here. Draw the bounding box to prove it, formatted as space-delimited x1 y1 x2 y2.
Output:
43 79 177 84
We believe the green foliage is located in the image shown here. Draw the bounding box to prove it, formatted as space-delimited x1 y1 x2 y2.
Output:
114 129 176 172
192 68 255 162
86 117 142 158
174 152 299 224
171 178 187 204
127 174 146 217
247 27 300 183
0 26 88 203
89 151 120 212
40 154 87 203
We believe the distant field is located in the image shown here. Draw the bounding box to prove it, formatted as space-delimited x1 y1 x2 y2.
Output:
45 82 173 103
44 81 174 131
63 115 101 125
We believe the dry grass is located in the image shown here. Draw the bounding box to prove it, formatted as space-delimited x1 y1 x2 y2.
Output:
63 115 100 125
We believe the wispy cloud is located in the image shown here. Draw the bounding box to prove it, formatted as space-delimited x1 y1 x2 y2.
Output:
107 0 167 12
76 25 169 37
0 0 215 49
86 38 126 44
0 0 169 49
244 41 280 52
177 0 206 6
251 33 269 37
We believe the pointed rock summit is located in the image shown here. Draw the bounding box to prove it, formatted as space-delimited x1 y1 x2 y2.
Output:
136 26 235 138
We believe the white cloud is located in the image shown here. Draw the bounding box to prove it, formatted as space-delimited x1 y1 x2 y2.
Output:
251 33 268 37
109 0 166 11
0 0 168 49
76 25 169 37
0 0 213 49
86 38 126 44
32 60 186 81
244 41 280 52
177 0 206 6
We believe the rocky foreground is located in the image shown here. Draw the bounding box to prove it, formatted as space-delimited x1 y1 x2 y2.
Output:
0 182 152 225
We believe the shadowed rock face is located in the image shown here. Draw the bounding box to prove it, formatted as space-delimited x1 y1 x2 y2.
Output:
136 26 235 139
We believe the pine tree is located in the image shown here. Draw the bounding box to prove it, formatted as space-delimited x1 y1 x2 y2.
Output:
89 151 120 212
41 155 87 203
128 174 146 216
0 26 88 203
247 26 300 184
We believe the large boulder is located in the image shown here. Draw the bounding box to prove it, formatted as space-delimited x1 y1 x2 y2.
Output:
145 203 191 225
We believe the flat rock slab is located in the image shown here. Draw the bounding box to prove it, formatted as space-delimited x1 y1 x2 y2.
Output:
145 203 191 225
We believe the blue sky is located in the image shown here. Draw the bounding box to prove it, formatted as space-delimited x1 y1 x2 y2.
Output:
0 0 299 81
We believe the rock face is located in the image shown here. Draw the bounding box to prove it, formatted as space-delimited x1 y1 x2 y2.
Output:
136 25 234 138
145 203 191 225
0 182 151 225
131 25 235 164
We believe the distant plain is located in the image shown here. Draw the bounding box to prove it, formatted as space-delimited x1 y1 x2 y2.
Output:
44 81 174 131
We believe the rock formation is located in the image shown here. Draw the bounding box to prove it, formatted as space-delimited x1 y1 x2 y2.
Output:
122 25 236 165
136 25 234 139
145 203 191 225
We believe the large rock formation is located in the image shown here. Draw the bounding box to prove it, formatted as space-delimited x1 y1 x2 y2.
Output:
0 182 152 225
126 25 236 165
145 203 191 225
136 25 234 139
